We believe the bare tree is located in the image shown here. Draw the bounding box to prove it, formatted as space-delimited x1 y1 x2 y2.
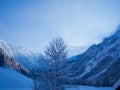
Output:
44 37 68 90
33 37 68 90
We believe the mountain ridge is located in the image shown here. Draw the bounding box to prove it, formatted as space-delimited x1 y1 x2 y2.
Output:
0 39 41 72
64 26 120 86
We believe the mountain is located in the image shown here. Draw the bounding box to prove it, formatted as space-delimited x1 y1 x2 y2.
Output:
0 39 42 71
0 67 33 90
0 48 30 76
63 25 120 86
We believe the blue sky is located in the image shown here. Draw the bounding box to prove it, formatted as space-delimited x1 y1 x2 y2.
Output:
0 0 120 55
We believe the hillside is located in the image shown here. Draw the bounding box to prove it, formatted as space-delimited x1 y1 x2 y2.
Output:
0 67 33 90
0 39 42 72
65 85 112 90
0 48 30 76
63 25 120 86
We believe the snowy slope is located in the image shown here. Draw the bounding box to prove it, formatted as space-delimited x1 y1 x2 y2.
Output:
0 67 33 90
63 25 120 86
65 85 112 90
10 46 40 71
0 39 41 71
113 79 120 90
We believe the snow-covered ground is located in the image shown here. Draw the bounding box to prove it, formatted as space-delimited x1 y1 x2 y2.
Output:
0 67 33 90
65 85 113 90
0 67 113 90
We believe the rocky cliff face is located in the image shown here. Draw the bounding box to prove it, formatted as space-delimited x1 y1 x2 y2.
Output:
63 26 120 86
0 48 30 76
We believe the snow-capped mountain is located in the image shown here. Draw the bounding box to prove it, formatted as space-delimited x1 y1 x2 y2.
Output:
0 39 14 57
63 25 120 86
0 47 30 76
0 39 41 71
